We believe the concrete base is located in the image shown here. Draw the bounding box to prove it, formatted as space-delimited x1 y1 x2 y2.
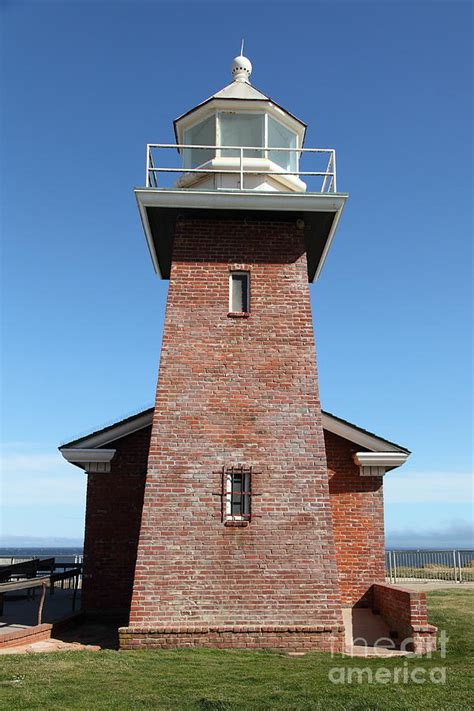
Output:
0 589 81 649
0 637 101 655
343 607 409 657
394 581 474 591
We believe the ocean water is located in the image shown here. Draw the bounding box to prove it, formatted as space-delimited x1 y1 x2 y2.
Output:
0 547 83 564
1 547 472 569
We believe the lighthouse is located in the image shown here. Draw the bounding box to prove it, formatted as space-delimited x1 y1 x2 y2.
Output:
60 51 438 656
127 53 347 652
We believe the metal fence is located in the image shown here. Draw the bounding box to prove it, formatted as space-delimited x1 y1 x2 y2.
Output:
386 549 474 583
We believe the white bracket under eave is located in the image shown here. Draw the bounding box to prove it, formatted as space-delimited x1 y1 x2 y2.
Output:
60 448 116 473
353 451 409 477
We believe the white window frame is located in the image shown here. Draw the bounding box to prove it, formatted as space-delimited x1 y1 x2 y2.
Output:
229 271 250 313
217 111 265 159
216 111 298 166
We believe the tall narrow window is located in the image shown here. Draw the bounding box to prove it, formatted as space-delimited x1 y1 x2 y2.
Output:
229 271 249 313
223 466 252 522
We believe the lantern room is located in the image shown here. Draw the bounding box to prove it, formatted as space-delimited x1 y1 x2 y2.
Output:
173 54 307 192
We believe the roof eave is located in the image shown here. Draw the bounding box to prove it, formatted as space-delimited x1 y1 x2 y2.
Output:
321 411 411 454
134 188 347 283
173 81 307 129
59 406 409 455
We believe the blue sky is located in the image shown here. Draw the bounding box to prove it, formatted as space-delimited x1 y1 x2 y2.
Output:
1 0 472 548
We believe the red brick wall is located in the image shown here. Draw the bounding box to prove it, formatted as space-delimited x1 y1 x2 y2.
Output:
119 625 342 653
0 624 52 649
326 430 385 606
373 583 437 653
127 216 343 648
81 426 151 618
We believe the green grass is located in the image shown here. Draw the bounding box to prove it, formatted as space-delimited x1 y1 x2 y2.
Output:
1 590 473 710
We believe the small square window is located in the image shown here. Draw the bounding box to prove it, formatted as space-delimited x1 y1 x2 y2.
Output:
229 271 249 313
223 466 252 522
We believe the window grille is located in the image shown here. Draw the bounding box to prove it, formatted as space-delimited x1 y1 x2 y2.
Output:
222 465 252 522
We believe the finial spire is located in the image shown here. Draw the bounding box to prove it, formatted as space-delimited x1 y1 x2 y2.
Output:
231 45 252 84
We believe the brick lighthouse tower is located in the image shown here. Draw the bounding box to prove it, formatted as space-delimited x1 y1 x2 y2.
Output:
122 52 348 652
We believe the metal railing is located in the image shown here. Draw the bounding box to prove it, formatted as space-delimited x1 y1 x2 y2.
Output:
145 143 337 193
0 569 81 622
385 549 474 584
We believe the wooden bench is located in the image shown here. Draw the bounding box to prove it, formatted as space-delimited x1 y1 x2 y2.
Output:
0 559 40 582
36 558 55 576
0 558 56 600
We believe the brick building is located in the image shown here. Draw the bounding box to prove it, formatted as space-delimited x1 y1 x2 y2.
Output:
60 54 436 653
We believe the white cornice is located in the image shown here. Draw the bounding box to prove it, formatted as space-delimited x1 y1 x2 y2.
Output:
353 451 410 477
354 452 410 467
60 448 116 473
136 197 162 277
135 189 347 283
313 200 344 281
135 188 347 215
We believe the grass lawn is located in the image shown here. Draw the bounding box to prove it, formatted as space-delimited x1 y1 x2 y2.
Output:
0 589 472 710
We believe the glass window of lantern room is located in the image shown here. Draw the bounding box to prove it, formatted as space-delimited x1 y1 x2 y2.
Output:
219 113 264 159
267 116 297 172
229 271 249 313
183 115 216 169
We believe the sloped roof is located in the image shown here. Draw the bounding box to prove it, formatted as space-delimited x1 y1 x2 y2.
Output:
59 406 409 454
173 80 307 130
211 81 271 101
